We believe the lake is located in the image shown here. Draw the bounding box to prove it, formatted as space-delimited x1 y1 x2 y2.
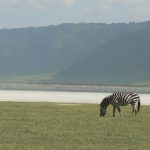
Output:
0 90 149 105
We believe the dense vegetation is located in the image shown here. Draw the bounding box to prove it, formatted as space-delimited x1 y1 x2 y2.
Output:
0 21 150 84
0 102 149 150
56 27 150 84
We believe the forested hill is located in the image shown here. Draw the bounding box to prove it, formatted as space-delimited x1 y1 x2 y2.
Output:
55 27 150 85
0 21 150 85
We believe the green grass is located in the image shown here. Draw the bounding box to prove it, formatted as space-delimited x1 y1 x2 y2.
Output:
0 102 149 150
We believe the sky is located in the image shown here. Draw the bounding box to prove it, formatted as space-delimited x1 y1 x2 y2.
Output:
0 0 150 29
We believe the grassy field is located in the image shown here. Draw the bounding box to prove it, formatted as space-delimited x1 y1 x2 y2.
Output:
0 102 149 150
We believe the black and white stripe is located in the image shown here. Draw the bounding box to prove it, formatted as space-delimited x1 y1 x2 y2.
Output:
100 92 141 117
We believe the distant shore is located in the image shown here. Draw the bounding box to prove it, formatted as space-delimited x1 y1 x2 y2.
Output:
0 82 150 93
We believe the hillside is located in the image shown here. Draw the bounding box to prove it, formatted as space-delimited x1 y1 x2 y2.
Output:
55 27 150 85
0 22 150 84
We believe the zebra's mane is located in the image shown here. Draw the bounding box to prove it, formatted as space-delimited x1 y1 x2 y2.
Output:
100 94 113 108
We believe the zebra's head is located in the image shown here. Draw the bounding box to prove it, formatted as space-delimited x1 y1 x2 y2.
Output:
100 97 110 117
100 106 107 117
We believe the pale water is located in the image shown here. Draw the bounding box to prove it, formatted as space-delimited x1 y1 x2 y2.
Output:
0 90 149 105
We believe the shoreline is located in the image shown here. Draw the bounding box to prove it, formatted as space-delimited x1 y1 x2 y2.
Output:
0 82 150 94
0 90 149 105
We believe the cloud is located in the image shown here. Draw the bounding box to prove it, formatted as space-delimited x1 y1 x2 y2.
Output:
64 0 75 6
27 0 76 9
82 0 150 22
0 0 150 23
0 0 76 10
83 0 150 11
0 0 19 9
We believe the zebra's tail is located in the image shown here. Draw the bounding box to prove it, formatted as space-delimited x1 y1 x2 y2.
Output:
138 99 141 112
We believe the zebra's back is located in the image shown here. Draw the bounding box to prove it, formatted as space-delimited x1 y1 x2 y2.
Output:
112 92 140 106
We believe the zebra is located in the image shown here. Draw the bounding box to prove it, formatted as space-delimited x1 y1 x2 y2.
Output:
100 92 141 117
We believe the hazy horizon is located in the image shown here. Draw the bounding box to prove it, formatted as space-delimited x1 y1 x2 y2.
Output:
0 0 150 29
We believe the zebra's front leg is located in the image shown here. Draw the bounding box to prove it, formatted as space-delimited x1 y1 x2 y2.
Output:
117 106 122 116
113 105 116 117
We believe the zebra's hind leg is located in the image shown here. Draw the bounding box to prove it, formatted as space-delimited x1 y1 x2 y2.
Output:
134 103 138 116
132 104 138 116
